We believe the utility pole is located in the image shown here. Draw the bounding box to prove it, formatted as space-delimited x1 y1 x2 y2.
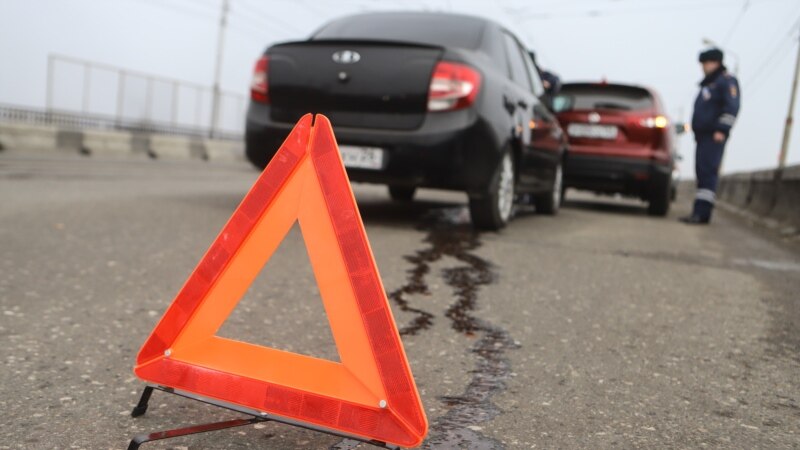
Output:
209 0 229 139
45 54 57 114
778 32 800 170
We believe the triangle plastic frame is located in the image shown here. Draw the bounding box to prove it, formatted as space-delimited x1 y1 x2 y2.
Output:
134 114 427 447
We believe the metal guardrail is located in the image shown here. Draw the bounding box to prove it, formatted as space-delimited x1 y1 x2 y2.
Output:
44 54 247 139
0 104 244 141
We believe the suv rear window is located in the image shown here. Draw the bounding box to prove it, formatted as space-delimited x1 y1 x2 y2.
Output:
555 85 653 112
312 13 485 50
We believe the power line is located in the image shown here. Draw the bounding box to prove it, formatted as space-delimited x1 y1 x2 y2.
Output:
755 0 800 57
745 14 800 91
747 36 797 96
514 0 787 21
295 0 336 21
126 0 216 21
166 0 220 16
722 0 750 46
234 0 304 35
228 14 295 43
125 0 299 50
228 12 300 44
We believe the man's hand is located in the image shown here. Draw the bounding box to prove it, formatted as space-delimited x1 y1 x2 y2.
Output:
713 131 726 142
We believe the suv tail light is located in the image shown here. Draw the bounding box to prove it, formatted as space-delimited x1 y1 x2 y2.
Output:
250 55 269 103
427 61 481 112
637 115 668 129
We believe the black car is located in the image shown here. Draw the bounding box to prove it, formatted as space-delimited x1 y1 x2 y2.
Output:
246 12 567 230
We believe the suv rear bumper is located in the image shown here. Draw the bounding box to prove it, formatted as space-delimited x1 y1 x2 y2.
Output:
564 154 671 198
245 103 503 193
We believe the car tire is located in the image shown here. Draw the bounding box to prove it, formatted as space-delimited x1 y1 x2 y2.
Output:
533 161 563 215
647 174 671 216
245 146 270 170
469 152 515 230
388 186 416 201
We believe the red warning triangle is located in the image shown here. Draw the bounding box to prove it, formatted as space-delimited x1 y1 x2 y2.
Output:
134 114 427 447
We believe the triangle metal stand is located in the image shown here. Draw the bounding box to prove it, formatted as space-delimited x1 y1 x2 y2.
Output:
127 385 401 450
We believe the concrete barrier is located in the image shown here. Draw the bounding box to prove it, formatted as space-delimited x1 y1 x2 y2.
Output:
149 134 196 160
0 122 60 152
0 120 245 164
83 129 137 157
718 164 800 233
206 139 245 162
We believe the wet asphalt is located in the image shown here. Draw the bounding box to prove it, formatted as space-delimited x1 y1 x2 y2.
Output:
0 153 798 449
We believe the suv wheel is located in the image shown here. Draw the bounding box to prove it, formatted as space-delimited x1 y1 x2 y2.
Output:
534 161 563 215
388 186 416 201
469 152 515 230
647 174 671 216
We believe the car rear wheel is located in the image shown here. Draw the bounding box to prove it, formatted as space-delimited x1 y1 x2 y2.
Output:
388 186 416 201
469 152 515 230
647 174 671 216
534 161 563 215
245 146 270 170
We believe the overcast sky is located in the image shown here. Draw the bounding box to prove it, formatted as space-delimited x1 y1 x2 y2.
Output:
1 0 799 175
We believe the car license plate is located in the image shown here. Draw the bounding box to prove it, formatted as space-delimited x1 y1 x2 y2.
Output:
567 123 618 140
338 145 385 170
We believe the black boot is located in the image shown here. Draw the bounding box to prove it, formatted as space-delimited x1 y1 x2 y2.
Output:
679 215 709 225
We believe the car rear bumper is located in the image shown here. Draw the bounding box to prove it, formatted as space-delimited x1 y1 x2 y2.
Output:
245 103 503 193
564 153 671 197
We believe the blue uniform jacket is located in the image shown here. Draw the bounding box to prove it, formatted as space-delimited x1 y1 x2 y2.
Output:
540 70 561 96
692 67 740 136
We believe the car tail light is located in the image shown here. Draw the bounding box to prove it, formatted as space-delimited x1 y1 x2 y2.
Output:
250 56 269 103
427 61 481 112
638 115 668 129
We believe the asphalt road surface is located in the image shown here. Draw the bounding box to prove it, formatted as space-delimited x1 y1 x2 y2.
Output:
1 153 799 449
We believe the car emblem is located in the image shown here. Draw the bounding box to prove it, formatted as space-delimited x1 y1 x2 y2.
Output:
588 112 601 123
332 50 361 64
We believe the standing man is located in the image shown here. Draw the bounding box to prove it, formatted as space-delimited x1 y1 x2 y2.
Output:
527 51 561 97
681 48 741 224
540 69 562 97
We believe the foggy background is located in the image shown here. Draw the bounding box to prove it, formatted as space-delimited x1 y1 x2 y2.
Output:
1 0 799 175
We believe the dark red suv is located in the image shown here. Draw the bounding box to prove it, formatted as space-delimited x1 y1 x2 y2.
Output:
554 82 676 216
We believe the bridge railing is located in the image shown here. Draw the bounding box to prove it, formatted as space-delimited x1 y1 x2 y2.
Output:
43 53 246 139
0 103 242 141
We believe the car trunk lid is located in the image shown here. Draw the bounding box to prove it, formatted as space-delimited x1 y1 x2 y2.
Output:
556 84 661 149
268 40 444 131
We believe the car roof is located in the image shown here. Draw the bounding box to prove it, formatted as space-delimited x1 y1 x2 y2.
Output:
318 11 493 28
312 11 495 50
561 82 656 95
560 82 664 111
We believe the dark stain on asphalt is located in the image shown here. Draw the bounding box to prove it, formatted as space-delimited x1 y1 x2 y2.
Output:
392 207 518 449
330 206 517 450
390 207 496 337
387 249 436 336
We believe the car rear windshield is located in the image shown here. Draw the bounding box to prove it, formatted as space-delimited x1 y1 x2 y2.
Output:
312 13 486 50
557 85 654 112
